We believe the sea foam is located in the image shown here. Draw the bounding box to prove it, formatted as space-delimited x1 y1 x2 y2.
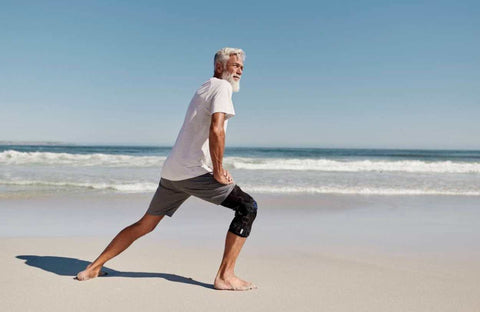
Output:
2 147 479 196
0 150 165 167
245 185 480 196
2 179 478 196
3 150 480 173
228 157 480 174
0 179 158 193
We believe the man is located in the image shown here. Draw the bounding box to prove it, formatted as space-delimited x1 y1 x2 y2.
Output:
76 47 258 291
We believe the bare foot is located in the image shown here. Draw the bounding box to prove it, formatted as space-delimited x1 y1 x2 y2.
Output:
214 275 257 291
75 264 104 281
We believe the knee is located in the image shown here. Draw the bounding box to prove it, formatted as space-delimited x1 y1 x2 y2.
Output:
229 199 258 238
142 222 158 234
243 199 258 222
135 216 161 234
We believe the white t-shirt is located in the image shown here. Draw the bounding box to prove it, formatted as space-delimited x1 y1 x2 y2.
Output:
161 77 235 181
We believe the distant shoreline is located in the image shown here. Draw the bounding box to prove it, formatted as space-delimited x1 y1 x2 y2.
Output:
1 142 479 152
0 141 74 146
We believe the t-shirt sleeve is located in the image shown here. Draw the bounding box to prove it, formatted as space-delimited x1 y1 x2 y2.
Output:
209 80 235 119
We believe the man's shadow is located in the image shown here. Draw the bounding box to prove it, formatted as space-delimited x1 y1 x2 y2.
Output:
16 255 214 289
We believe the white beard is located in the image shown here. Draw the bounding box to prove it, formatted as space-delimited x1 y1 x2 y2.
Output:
221 71 240 92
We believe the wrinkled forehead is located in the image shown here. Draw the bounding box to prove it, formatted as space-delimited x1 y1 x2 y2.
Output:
229 54 243 64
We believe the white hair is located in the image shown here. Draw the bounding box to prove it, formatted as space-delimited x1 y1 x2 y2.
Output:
214 47 246 69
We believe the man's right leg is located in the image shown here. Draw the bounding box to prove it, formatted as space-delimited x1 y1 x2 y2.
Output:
76 213 163 281
77 177 190 281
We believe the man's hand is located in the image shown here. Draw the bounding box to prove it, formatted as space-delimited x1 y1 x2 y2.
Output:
213 167 234 185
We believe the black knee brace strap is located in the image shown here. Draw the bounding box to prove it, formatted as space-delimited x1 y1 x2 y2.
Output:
221 185 257 238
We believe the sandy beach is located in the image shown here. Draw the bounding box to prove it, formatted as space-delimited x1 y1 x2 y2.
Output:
2 0 479 309
1 193 480 311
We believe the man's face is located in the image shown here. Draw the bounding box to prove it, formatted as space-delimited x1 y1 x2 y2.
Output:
221 54 244 92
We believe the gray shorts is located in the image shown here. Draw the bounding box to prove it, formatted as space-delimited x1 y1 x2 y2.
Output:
146 173 236 217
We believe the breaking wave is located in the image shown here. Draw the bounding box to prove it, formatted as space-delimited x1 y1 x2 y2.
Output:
229 157 480 174
0 150 165 167
2 150 480 173
2 179 479 196
245 185 480 196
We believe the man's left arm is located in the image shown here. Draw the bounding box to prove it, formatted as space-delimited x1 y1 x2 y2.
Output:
209 112 233 185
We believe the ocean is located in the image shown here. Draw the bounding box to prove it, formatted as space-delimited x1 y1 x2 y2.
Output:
1 144 480 197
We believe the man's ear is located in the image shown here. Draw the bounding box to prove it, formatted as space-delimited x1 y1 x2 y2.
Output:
215 62 223 75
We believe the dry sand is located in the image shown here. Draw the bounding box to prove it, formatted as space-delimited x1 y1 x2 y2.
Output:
1 193 480 311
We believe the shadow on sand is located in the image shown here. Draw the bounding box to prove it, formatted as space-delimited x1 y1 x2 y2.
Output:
16 255 214 289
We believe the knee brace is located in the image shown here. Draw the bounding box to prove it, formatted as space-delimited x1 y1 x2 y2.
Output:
221 186 258 238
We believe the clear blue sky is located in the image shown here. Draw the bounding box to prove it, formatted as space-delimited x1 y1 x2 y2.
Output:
1 0 479 149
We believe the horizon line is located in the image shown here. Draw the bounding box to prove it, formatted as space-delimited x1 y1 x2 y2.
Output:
1 141 480 152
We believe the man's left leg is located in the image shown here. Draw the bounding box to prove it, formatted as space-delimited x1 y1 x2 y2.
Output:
214 186 258 290
214 232 256 290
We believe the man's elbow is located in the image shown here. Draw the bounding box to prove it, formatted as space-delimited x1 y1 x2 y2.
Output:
209 124 225 138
